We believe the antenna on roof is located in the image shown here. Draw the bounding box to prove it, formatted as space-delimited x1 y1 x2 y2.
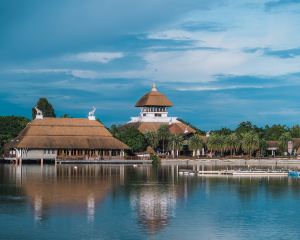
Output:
88 107 96 120
35 106 43 120
151 82 157 92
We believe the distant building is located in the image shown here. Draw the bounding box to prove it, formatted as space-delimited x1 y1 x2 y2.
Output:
126 83 196 135
4 108 128 162
266 139 300 157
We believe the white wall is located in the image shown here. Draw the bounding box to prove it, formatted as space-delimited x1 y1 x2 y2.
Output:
18 149 57 160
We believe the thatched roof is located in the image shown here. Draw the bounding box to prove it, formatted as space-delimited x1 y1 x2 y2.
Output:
266 139 300 150
135 87 173 107
266 141 279 148
126 121 196 135
7 118 129 150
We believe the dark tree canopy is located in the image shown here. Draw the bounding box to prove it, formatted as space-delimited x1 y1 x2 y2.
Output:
110 125 147 152
262 124 289 141
235 121 261 136
290 125 300 138
0 116 29 154
213 127 232 136
32 98 56 119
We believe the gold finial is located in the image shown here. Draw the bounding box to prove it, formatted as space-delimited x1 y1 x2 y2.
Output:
151 82 157 91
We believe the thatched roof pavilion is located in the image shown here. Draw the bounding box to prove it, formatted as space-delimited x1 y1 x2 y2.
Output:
11 118 128 149
5 116 129 161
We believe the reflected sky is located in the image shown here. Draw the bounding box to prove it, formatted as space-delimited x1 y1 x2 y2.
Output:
1 164 300 239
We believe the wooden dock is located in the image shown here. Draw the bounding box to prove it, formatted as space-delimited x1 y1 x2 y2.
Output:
179 169 288 177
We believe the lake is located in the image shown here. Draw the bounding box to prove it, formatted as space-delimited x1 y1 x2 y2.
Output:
1 164 300 240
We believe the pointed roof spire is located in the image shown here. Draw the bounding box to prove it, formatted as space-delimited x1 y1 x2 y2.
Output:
151 82 157 92
135 83 173 107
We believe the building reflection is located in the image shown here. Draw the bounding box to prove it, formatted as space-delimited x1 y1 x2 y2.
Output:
128 165 182 234
10 164 127 222
130 186 177 233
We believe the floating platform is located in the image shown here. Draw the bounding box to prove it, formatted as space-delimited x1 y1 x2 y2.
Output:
179 169 289 177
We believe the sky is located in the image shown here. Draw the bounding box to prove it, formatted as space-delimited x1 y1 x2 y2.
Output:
1 0 300 130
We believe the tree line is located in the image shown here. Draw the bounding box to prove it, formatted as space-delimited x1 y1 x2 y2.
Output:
110 121 300 158
110 124 187 157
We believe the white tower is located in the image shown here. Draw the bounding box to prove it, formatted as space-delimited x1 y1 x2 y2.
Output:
129 84 178 123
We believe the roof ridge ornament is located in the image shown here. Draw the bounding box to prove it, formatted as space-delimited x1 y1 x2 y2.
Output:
35 106 43 119
184 127 189 134
88 106 96 120
151 82 157 92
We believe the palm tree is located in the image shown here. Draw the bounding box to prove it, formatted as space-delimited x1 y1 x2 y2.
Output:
207 133 226 157
144 131 159 150
188 134 204 157
259 138 267 157
157 125 170 154
225 133 240 156
241 131 260 157
169 134 184 158
279 132 292 154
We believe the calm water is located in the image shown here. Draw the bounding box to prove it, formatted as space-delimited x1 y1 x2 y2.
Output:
1 164 300 240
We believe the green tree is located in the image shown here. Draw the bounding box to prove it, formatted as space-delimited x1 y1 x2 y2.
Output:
290 125 300 138
263 124 288 141
236 121 260 136
278 132 292 154
61 113 72 118
144 131 159 150
207 133 226 156
241 131 260 157
188 134 204 157
0 116 29 154
169 134 184 158
214 128 232 136
259 138 267 157
157 125 171 153
110 125 147 152
225 133 240 156
32 98 56 119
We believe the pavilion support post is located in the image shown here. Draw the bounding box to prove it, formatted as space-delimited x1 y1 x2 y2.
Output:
109 150 112 160
40 158 44 166
120 150 125 158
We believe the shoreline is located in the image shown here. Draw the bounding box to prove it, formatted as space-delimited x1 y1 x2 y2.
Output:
1 158 300 167
160 158 300 167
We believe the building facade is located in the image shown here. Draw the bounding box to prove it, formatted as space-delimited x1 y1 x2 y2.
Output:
126 83 196 135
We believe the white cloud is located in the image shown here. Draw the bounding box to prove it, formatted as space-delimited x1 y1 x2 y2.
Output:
140 2 300 83
142 48 300 83
176 85 266 91
12 68 99 79
65 52 124 63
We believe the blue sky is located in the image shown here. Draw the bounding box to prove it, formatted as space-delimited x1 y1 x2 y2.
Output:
1 0 300 130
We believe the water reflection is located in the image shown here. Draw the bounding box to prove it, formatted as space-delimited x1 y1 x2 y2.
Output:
1 165 124 222
130 185 176 233
1 164 300 239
